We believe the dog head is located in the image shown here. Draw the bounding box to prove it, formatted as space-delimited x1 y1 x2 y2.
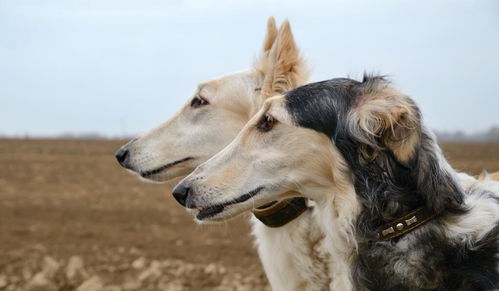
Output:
174 76 464 222
115 18 308 182
172 92 352 222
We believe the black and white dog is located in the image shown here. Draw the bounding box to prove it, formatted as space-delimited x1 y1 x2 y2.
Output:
175 75 499 290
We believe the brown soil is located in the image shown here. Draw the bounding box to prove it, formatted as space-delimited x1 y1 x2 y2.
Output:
0 139 498 291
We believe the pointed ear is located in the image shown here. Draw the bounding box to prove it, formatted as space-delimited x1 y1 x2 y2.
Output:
262 17 278 52
352 77 421 164
260 20 308 99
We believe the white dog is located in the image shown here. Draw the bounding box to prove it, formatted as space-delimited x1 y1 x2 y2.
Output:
116 18 331 289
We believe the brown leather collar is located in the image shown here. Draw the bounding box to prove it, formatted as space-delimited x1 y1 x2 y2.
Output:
252 197 309 228
378 207 436 241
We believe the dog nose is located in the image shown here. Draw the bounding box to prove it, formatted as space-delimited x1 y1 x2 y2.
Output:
115 147 130 167
172 182 191 207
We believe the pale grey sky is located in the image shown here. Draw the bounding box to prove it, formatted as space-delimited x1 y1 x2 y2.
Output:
1 0 498 137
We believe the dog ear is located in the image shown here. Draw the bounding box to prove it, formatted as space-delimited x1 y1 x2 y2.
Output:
259 20 308 99
352 78 421 164
262 17 278 52
352 78 465 212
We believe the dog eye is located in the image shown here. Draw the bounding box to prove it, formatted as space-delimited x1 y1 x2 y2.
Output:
190 96 209 108
257 114 277 132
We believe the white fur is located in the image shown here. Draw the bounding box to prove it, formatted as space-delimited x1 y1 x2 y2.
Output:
252 210 330 290
313 192 360 291
445 178 499 241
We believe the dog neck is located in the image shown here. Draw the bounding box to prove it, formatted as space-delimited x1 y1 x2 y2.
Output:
337 128 466 239
305 173 361 291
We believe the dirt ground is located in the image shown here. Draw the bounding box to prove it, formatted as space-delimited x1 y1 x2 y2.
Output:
1 139 498 291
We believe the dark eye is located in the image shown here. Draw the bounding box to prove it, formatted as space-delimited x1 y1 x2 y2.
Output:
257 114 278 132
190 96 209 108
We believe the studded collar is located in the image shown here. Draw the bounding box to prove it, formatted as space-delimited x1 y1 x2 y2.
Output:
378 207 436 241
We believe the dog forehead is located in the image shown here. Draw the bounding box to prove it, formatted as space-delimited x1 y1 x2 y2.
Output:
283 79 358 137
197 69 258 99
196 82 215 98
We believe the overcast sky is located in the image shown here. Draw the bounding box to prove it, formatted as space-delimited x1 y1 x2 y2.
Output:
1 0 498 137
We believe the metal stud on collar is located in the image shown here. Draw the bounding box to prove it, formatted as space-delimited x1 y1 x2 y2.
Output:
381 227 394 237
405 216 418 226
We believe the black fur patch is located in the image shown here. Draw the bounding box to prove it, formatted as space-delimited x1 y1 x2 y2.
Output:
285 78 358 139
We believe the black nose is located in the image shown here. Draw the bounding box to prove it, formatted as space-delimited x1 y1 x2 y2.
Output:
172 182 191 207
115 147 130 167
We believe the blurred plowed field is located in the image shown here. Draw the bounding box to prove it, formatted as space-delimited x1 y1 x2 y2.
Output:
0 139 498 291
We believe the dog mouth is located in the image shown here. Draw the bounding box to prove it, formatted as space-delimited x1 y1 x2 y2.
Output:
140 157 193 178
196 186 265 220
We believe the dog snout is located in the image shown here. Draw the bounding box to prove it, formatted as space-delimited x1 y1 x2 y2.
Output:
172 182 195 208
115 146 130 168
